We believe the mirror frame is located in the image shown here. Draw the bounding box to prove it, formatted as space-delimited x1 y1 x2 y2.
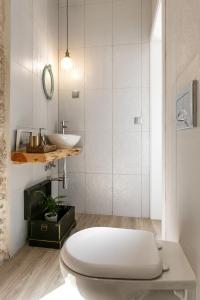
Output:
42 64 54 100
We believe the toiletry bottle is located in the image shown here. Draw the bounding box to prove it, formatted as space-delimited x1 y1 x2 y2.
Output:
39 128 46 146
29 132 34 147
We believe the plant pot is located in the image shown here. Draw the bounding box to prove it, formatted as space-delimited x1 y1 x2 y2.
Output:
44 212 58 223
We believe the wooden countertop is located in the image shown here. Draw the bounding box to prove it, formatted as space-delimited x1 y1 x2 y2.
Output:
11 148 81 164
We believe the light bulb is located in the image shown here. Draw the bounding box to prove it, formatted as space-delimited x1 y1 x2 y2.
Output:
61 51 73 70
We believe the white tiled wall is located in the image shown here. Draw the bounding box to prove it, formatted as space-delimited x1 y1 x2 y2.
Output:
9 0 59 256
113 175 141 217
59 0 151 217
85 174 112 215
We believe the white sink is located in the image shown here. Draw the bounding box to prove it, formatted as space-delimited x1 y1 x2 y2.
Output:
47 134 81 149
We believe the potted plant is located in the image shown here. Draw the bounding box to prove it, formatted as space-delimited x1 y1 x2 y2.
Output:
35 191 65 223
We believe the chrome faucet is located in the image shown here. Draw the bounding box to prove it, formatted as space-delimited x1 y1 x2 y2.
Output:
61 120 68 134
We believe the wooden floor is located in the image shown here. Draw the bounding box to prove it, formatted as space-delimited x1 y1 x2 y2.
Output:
0 214 161 300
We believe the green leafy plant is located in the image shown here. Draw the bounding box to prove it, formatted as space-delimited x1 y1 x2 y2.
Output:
34 191 65 216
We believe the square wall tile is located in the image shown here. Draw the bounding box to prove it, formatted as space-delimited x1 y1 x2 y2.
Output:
50 161 59 181
113 0 141 45
85 131 112 173
10 63 33 131
113 88 141 132
86 0 112 3
59 89 85 131
86 174 112 215
47 0 59 47
142 88 150 131
113 44 141 88
47 95 59 133
11 0 33 71
33 0 48 36
85 89 112 131
46 60 58 132
60 0 84 6
51 180 59 199
32 164 48 184
113 175 141 217
59 4 84 50
142 175 150 218
142 43 150 87
59 173 85 213
59 48 85 91
64 150 85 173
142 131 150 174
142 0 152 43
33 73 48 129
85 2 112 47
33 31 47 77
85 46 112 89
9 164 33 191
113 131 141 174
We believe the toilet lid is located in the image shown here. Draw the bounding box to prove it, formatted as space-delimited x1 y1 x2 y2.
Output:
60 227 163 280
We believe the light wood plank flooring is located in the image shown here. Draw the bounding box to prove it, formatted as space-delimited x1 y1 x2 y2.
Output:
0 214 161 300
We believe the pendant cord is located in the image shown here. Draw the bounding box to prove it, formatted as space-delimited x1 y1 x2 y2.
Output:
66 0 69 52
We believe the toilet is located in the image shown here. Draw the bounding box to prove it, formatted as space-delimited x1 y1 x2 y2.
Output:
60 227 196 300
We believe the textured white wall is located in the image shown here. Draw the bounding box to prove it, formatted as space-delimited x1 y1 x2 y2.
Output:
165 0 200 296
8 0 59 256
58 0 152 217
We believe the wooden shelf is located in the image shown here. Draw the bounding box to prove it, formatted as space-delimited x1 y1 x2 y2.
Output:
11 148 81 164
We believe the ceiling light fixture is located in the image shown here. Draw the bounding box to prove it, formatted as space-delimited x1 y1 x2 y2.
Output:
61 0 73 70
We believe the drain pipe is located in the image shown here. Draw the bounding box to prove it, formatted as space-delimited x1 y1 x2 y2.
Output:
46 158 69 191
62 157 69 190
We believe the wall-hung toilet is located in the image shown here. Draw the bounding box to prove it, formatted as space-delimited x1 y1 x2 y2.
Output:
60 227 196 300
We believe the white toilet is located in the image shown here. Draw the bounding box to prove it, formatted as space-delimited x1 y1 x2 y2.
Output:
60 227 196 300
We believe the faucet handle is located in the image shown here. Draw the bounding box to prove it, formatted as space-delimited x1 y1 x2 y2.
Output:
60 120 69 133
61 120 68 125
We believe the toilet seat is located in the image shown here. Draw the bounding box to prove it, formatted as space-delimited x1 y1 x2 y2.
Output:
60 227 163 280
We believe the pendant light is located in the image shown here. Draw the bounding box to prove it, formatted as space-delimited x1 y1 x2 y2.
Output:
61 0 73 70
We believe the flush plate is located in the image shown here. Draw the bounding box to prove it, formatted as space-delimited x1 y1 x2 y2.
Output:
72 91 80 99
134 116 142 125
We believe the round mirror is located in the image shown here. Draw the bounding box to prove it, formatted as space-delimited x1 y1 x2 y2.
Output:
42 64 54 100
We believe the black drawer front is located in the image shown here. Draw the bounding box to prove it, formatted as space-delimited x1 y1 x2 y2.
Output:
29 206 76 242
29 220 76 249
30 221 59 241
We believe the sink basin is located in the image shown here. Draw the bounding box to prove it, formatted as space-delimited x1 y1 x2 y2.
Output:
47 134 81 149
